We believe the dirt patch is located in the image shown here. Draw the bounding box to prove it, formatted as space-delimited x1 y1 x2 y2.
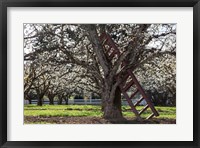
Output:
24 116 176 124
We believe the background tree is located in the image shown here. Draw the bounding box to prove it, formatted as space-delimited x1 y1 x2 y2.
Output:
134 54 176 106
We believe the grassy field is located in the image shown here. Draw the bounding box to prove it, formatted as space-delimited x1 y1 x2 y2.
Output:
24 105 176 124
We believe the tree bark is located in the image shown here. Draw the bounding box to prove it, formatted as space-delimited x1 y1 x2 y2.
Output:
102 86 122 119
65 98 68 105
49 96 54 105
28 99 32 104
58 96 63 105
37 96 43 106
114 87 122 113
37 93 44 106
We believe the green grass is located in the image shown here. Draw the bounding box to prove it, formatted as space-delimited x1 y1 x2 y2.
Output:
24 104 100 110
25 109 102 117
24 104 176 119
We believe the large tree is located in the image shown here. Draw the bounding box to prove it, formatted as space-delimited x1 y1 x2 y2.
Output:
24 24 176 119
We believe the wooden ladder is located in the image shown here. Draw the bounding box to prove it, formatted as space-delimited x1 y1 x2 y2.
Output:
99 32 159 120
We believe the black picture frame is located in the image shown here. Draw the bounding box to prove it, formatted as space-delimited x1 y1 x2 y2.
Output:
0 0 199 148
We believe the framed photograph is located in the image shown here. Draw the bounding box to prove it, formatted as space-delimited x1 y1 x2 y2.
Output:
0 0 199 147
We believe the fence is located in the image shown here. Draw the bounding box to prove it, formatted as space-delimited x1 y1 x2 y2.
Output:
24 99 147 106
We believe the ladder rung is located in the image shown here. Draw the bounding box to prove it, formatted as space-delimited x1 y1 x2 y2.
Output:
105 40 114 47
105 46 112 54
134 97 144 107
106 36 120 52
109 51 116 59
139 105 149 115
122 92 141 119
107 46 112 52
100 35 108 44
123 80 135 91
130 89 139 99
115 50 120 56
146 113 154 120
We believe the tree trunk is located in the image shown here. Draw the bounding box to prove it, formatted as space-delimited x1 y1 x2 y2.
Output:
114 87 122 113
28 99 32 104
37 97 43 106
37 93 44 106
58 96 63 105
102 87 122 119
25 95 32 104
64 98 68 105
49 97 54 105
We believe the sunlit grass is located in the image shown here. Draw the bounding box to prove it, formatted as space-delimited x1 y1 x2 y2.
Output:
24 104 176 120
25 109 102 117
24 104 99 111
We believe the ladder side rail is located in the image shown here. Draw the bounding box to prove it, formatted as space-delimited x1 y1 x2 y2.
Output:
120 90 141 119
105 34 121 55
128 70 159 116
